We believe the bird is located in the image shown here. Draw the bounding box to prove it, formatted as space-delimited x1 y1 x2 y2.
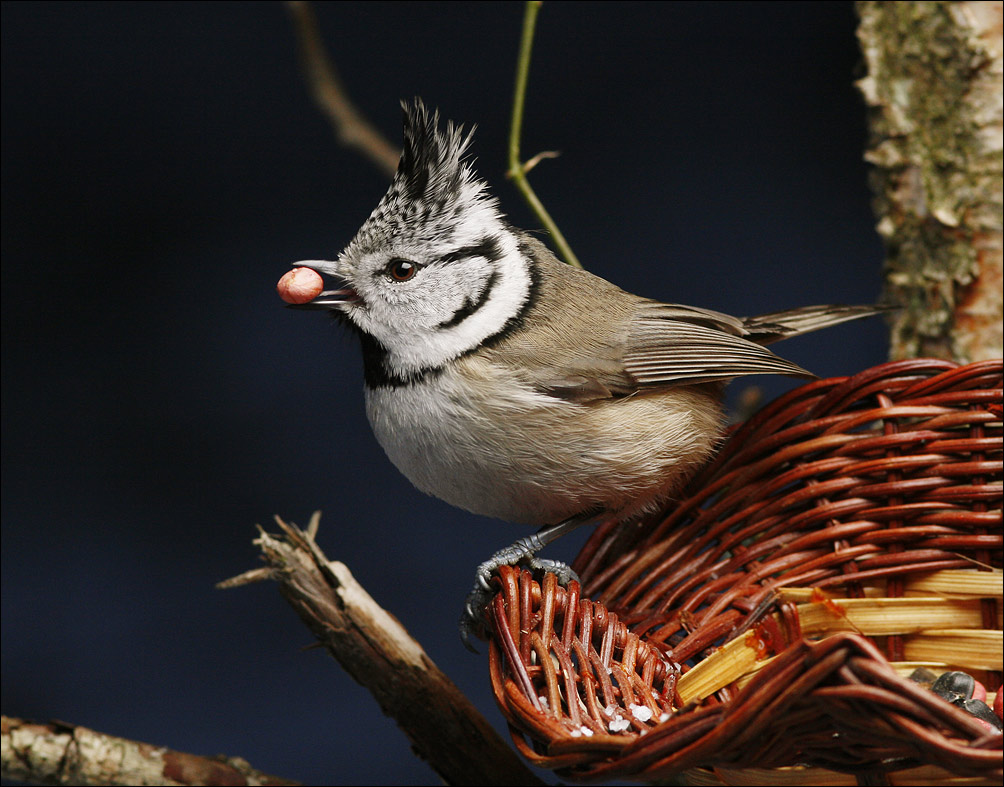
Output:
278 100 881 642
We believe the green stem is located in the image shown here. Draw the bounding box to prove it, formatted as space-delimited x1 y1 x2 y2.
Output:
507 1 583 269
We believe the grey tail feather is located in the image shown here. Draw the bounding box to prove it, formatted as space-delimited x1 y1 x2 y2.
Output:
743 304 889 345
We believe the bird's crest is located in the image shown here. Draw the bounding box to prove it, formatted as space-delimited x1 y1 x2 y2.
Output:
345 99 499 254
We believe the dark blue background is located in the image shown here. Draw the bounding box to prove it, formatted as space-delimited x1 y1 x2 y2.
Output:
2 2 888 784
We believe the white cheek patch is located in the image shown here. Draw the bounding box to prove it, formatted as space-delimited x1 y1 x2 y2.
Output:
384 232 533 376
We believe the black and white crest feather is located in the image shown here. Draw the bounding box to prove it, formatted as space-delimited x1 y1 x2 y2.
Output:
346 100 499 255
397 100 475 203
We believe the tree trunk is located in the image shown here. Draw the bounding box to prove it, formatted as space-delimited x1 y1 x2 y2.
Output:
856 1 1003 362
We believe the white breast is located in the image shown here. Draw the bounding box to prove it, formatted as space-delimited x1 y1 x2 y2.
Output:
364 358 724 526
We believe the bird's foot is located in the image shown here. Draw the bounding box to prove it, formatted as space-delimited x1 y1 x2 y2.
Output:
460 547 580 653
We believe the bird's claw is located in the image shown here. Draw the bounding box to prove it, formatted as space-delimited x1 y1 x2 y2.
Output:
525 556 580 585
460 584 493 653
459 555 580 653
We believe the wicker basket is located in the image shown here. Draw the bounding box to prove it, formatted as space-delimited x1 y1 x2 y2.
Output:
486 359 1003 784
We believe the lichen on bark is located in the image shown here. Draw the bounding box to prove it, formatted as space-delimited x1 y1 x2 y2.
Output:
856 1 1003 362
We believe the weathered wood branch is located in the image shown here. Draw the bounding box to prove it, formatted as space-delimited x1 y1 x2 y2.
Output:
218 514 544 786
0 715 297 786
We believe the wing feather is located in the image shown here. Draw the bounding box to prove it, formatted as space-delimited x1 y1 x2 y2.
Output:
623 310 813 385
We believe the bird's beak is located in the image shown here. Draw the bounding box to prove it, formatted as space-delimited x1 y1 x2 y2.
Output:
282 260 360 310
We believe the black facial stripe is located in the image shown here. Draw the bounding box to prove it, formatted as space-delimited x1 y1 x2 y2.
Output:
438 235 503 265
436 269 500 330
459 235 540 357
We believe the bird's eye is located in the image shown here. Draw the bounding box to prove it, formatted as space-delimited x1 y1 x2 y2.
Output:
386 259 419 282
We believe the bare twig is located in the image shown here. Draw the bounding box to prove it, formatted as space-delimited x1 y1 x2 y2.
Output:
507 1 583 269
218 513 544 786
0 715 297 786
511 148 561 176
285 1 400 177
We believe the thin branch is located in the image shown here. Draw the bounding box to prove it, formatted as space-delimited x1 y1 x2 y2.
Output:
515 148 561 176
218 513 544 787
0 715 297 786
285 1 400 177
507 1 583 269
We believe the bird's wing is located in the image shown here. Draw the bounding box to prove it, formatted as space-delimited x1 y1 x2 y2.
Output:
510 301 813 402
621 302 814 387
620 302 887 388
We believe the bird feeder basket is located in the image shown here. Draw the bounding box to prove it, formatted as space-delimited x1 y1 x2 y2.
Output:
486 358 1003 785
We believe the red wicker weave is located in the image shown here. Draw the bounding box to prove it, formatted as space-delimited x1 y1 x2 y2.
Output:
487 359 1003 784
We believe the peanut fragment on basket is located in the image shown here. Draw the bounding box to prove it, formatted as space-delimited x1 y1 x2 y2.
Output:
910 668 1001 732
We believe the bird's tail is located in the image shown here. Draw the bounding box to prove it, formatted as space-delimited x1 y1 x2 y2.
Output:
743 304 889 345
